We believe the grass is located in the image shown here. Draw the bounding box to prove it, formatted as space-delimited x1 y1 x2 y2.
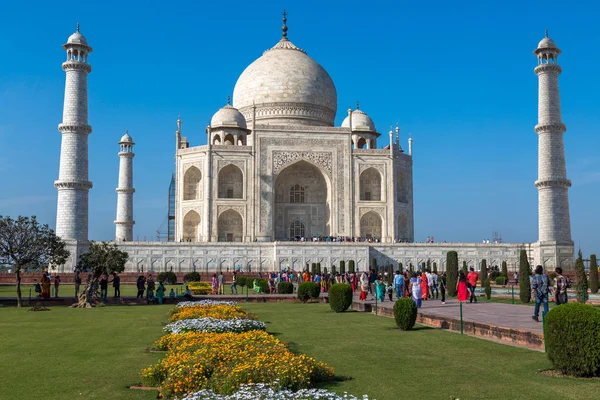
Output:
1 302 598 400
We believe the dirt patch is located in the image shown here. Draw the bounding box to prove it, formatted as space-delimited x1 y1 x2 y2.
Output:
28 306 50 312
539 369 600 379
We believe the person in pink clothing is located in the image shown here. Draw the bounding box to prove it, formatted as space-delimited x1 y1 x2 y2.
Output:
466 267 479 303
457 270 469 302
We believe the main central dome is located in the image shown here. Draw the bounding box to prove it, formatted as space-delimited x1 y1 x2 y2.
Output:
232 32 337 127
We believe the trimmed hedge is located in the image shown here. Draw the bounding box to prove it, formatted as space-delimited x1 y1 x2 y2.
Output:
297 282 320 302
236 276 247 287
519 249 531 303
393 298 417 331
591 254 599 294
348 260 355 273
157 271 177 285
446 251 458 297
277 281 294 294
495 275 508 285
545 303 600 377
329 283 353 312
256 278 269 294
484 280 491 299
183 272 201 283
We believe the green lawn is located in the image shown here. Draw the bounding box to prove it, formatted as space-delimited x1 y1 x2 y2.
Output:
0 284 187 298
0 303 598 400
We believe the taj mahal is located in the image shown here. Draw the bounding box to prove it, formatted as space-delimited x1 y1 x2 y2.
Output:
53 17 574 273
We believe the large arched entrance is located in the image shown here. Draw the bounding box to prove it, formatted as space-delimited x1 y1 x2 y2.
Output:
360 168 382 201
218 209 243 242
360 211 382 241
182 210 200 242
218 164 243 199
274 160 329 240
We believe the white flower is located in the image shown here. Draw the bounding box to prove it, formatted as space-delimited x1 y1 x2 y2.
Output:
163 317 265 334
176 300 238 308
177 383 370 400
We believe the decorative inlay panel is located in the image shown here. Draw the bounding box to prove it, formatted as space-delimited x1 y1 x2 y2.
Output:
273 151 332 177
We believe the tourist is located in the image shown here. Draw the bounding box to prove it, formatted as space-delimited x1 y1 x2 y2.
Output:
54 275 61 298
514 271 519 285
457 270 469 303
368 270 377 298
211 274 218 295
553 267 569 305
426 270 434 298
218 272 224 295
74 270 81 297
136 275 145 298
110 272 121 298
99 274 108 302
231 271 238 294
146 274 155 303
253 278 262 294
359 271 369 301
403 271 411 298
156 281 165 304
303 270 310 282
268 275 276 294
467 267 478 303
394 270 404 299
439 272 447 304
420 271 428 301
183 286 193 299
386 281 394 301
531 265 550 322
375 277 386 302
432 271 439 299
34 279 42 297
409 272 422 308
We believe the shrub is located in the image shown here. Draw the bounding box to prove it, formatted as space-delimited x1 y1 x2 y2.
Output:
256 279 269 294
545 303 600 377
495 275 508 285
329 283 353 313
591 254 599 294
236 276 247 288
501 261 508 280
371 258 377 273
297 282 320 302
479 259 487 283
340 260 345 274
184 272 201 283
316 263 322 274
277 281 293 294
158 271 178 285
575 250 588 303
484 280 491 299
348 260 355 273
393 298 417 331
489 270 501 280
519 249 531 303
446 251 458 297
433 262 437 273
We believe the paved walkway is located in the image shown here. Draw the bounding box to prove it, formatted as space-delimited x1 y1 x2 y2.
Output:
356 294 543 334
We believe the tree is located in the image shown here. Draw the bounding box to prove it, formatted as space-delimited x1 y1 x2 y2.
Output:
501 261 508 280
75 241 128 308
479 259 487 283
340 260 345 274
519 249 531 303
0 215 70 307
462 261 468 276
433 262 437 273
575 250 588 303
590 254 598 294
426 259 431 272
446 251 458 297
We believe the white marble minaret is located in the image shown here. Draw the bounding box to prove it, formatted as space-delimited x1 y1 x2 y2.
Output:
534 30 573 267
55 24 93 242
115 131 135 241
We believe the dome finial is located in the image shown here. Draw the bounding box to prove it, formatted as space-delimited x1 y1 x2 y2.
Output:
282 10 288 38
545 28 548 38
227 95 231 105
77 22 80 33
356 100 360 110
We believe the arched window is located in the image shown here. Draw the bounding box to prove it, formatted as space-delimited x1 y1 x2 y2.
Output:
289 184 305 203
183 167 201 200
224 133 234 145
218 209 243 242
183 211 200 242
289 220 305 239
360 168 382 201
218 164 243 199
360 211 382 240
213 135 221 145
356 137 367 149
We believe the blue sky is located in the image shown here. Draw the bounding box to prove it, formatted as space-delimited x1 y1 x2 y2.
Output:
1 0 599 254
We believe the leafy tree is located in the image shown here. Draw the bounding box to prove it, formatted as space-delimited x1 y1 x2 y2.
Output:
589 254 598 294
519 249 531 303
348 260 355 273
0 215 70 307
446 251 458 297
501 261 508 281
575 250 588 303
76 241 128 308
479 259 487 283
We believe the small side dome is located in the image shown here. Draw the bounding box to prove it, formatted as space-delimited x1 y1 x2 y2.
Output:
341 109 376 132
210 104 247 129
119 131 133 143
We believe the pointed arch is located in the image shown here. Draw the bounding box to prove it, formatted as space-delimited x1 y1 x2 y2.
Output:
224 133 234 145
360 168 382 201
218 164 243 199
183 210 200 242
360 211 382 240
183 167 201 200
218 209 243 242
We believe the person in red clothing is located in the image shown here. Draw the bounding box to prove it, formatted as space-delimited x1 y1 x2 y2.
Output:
467 267 479 303
457 270 469 302
420 271 429 300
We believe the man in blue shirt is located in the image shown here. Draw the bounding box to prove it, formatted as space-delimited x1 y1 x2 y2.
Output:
393 270 405 299
531 265 550 322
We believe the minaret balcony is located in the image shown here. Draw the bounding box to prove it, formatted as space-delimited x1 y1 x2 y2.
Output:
534 178 572 189
62 61 92 73
534 123 566 134
54 180 93 190
58 123 92 134
534 63 561 75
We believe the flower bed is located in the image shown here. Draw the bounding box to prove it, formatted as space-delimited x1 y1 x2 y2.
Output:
163 317 265 334
176 300 238 308
169 304 249 322
143 330 333 396
187 281 213 295
178 383 369 400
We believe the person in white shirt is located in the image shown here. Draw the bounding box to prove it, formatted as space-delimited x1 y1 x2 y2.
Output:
426 271 434 299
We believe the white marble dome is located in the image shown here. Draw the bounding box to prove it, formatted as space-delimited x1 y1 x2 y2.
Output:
211 104 247 129
119 131 133 143
232 37 337 126
537 36 557 49
67 31 88 46
342 109 376 132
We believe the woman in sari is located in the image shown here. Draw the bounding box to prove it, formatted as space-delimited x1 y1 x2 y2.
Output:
420 271 429 300
41 273 51 299
409 272 422 308
211 274 218 295
375 277 386 303
457 270 469 302
359 271 369 301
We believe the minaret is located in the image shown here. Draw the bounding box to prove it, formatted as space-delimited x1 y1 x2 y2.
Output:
55 24 93 242
115 131 135 241
534 31 572 249
408 134 413 156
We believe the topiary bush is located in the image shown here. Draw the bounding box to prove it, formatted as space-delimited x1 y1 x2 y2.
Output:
277 281 294 294
183 272 201 283
545 303 600 377
501 261 508 281
495 276 508 285
484 280 491 300
298 282 320 302
329 283 353 313
590 254 599 294
575 250 589 303
340 260 345 274
256 278 269 294
236 276 247 288
348 260 355 273
157 271 177 285
393 298 418 331
479 259 488 283
446 251 458 297
519 249 531 303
